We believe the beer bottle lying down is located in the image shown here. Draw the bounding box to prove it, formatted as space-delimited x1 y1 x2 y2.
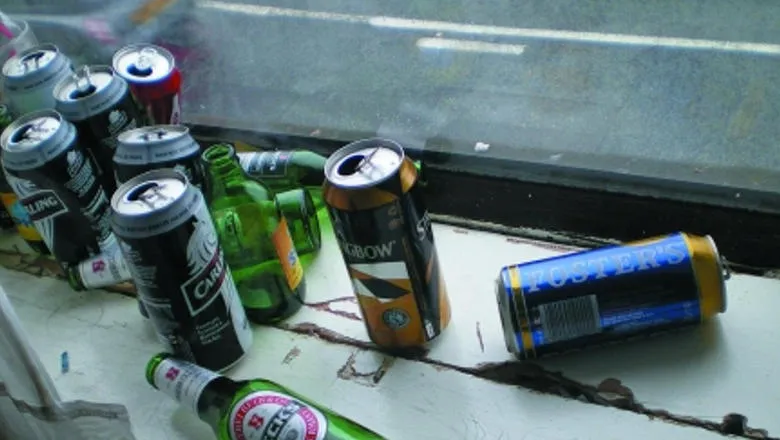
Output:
146 353 386 440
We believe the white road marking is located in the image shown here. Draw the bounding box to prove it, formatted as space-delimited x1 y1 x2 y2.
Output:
200 0 780 55
417 38 526 55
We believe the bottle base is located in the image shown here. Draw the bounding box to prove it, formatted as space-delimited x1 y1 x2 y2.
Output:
244 281 307 324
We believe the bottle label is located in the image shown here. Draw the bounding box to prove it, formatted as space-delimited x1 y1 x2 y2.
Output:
229 391 327 440
77 247 132 289
0 191 43 242
271 218 303 290
153 358 219 415
239 151 292 179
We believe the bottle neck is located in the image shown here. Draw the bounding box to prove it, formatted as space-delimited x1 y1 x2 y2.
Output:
148 356 237 428
202 144 246 197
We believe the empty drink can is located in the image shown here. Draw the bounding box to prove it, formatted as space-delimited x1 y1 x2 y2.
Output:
323 138 451 348
112 44 181 125
111 168 252 371
2 43 73 117
1 110 115 266
53 65 142 195
496 232 730 359
114 125 206 191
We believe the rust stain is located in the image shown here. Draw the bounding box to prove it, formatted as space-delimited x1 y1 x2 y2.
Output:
305 296 362 321
476 322 485 353
281 346 301 365
337 351 394 387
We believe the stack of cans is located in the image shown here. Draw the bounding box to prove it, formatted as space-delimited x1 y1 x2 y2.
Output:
0 41 185 292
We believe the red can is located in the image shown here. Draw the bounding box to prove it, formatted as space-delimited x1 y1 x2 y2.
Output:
112 44 182 125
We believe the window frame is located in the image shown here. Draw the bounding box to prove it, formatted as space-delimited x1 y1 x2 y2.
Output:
189 118 779 273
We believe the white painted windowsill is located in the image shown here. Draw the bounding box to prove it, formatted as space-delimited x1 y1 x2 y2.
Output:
1 223 777 440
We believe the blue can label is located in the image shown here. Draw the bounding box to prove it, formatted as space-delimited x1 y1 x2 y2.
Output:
503 233 701 357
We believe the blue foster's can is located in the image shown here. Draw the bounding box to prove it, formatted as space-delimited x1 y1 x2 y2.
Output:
496 232 730 359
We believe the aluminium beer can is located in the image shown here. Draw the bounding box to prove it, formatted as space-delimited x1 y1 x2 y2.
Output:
323 138 451 348
114 125 205 191
53 65 142 195
2 43 73 117
112 44 182 125
496 232 730 359
0 109 115 266
110 168 253 372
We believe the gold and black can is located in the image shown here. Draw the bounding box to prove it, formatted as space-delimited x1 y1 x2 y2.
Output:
323 138 451 348
496 232 730 359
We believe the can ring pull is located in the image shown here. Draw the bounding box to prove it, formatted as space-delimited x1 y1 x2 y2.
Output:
75 65 93 92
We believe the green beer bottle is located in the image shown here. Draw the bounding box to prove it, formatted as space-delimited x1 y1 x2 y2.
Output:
237 149 326 207
202 143 306 323
275 188 321 256
146 353 386 440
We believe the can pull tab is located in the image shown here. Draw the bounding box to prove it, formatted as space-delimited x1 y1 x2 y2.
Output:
130 47 157 77
70 66 96 99
141 129 167 142
20 51 44 73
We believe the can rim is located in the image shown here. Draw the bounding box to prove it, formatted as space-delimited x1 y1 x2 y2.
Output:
2 43 62 78
117 124 189 143
0 109 62 153
705 234 729 313
323 137 406 189
111 167 190 215
112 43 175 83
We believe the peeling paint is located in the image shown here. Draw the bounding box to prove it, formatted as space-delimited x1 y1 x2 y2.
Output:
337 351 394 387
282 346 301 365
276 322 776 440
0 247 136 297
0 247 774 438
476 322 485 353
305 296 362 321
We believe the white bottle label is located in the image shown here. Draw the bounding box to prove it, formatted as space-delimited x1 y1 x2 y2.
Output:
153 358 219 415
78 246 131 289
229 391 327 440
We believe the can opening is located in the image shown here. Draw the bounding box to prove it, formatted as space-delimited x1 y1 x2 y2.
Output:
10 121 48 145
127 182 159 201
69 85 96 100
127 63 153 77
337 154 366 176
20 51 45 72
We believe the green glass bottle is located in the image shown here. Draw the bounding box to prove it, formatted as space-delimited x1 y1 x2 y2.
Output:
202 143 306 324
275 188 321 256
237 149 326 208
146 353 385 440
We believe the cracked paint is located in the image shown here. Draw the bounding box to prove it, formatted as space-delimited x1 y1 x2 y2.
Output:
337 351 394 387
0 248 136 297
281 346 301 365
476 322 485 353
3 250 776 439
304 296 362 321
278 321 776 440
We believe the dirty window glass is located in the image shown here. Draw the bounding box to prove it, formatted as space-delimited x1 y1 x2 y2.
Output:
4 1 779 194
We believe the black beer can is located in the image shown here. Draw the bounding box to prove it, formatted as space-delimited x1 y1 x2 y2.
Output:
110 168 253 372
53 65 142 195
0 110 116 266
114 125 206 192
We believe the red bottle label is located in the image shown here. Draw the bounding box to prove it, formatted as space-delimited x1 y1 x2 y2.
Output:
229 391 327 440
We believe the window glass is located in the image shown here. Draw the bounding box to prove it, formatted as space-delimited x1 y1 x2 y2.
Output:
4 1 779 192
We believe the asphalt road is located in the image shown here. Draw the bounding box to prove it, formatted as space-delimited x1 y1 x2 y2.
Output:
8 0 780 184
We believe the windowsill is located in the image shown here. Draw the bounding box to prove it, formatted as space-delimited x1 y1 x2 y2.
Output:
0 221 775 439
